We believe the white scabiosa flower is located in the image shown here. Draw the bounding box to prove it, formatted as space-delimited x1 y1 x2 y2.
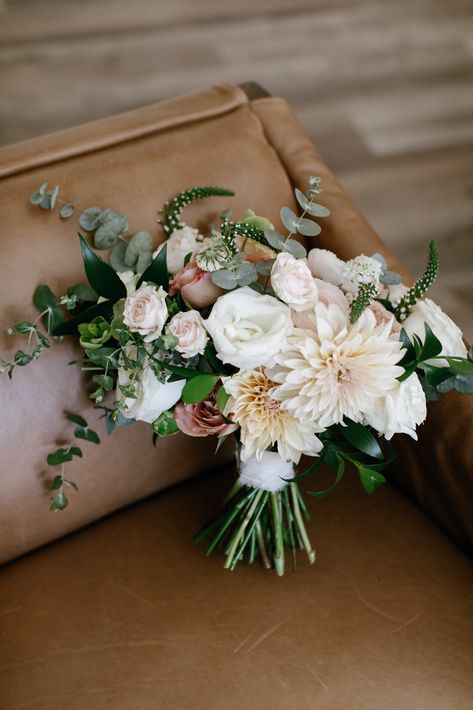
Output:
268 303 405 428
224 368 323 465
341 255 383 294
365 373 427 440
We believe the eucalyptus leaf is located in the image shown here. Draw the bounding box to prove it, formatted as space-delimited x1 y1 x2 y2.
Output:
109 240 129 272
211 269 239 289
79 207 103 232
264 229 286 251
280 206 298 232
60 202 75 219
236 262 257 287
125 231 152 267
436 376 457 394
380 271 402 286
371 253 388 269
135 250 153 274
296 217 321 237
255 260 274 276
283 239 307 259
453 374 473 394
305 202 331 218
94 214 128 249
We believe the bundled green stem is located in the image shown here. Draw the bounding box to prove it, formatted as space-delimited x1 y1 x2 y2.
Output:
159 187 235 236
194 482 315 575
395 240 439 320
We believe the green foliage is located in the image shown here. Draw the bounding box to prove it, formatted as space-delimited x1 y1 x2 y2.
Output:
78 316 112 350
30 182 59 210
340 419 384 460
137 243 169 289
152 410 179 437
60 202 75 219
395 241 440 320
242 209 272 231
357 466 386 494
54 300 114 336
33 285 65 333
349 283 378 323
160 186 235 236
182 374 219 404
264 229 307 258
215 385 230 414
47 446 83 466
68 284 98 304
79 234 127 300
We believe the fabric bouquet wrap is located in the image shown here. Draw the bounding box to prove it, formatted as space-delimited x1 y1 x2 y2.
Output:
3 177 472 576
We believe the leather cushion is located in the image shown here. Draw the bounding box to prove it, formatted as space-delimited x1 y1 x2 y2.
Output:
0 468 471 710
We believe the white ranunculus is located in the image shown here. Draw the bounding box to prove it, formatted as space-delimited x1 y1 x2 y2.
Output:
238 451 293 492
116 363 185 424
166 310 208 358
270 252 318 311
154 226 201 274
365 373 427 440
123 283 168 343
402 298 467 366
204 286 293 369
307 248 345 286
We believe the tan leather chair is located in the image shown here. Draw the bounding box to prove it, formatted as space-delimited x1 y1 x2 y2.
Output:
0 84 472 710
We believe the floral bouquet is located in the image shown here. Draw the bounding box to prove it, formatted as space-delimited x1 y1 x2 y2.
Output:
3 177 472 575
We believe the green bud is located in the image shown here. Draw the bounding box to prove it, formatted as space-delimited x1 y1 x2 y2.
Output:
242 208 272 232
78 316 112 350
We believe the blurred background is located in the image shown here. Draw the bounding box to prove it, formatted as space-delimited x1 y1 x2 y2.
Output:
0 0 471 338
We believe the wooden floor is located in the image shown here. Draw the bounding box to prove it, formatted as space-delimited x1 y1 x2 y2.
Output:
1 0 472 337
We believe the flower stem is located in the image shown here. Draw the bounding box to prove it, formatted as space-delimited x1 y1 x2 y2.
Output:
290 483 316 564
224 489 265 570
271 492 285 576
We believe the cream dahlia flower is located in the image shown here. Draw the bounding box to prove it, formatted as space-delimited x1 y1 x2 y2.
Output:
268 303 405 428
224 368 323 464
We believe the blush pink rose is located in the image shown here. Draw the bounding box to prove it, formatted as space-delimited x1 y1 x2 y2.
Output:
170 261 223 309
313 278 349 313
174 393 237 438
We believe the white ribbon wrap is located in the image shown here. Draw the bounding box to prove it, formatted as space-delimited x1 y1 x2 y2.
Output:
238 451 293 492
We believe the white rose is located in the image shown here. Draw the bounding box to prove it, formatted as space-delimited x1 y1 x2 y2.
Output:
166 310 208 358
271 252 318 311
154 226 200 274
204 286 293 369
116 362 185 424
402 298 467 366
307 248 345 286
123 283 168 343
365 373 427 440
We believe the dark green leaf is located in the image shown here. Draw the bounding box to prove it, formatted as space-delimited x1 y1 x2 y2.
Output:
442 357 473 375
34 285 57 311
341 419 384 460
47 447 82 466
79 234 127 300
68 283 98 303
286 457 323 483
12 321 35 334
14 350 32 366
422 363 453 387
74 427 101 444
48 475 63 491
358 465 386 494
63 479 78 491
137 243 169 289
420 323 443 361
66 412 87 427
308 456 345 498
182 374 219 404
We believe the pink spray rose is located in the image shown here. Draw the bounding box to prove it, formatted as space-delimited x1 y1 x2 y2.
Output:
369 300 402 334
170 261 223 309
174 392 237 438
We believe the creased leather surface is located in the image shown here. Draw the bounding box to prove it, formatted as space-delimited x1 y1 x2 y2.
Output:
252 96 473 555
0 467 471 710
